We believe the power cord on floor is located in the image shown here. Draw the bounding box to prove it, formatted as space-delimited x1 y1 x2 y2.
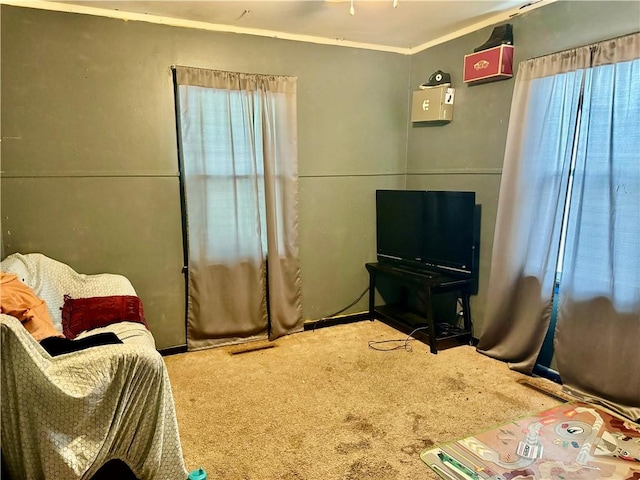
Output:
312 286 370 331
368 325 429 352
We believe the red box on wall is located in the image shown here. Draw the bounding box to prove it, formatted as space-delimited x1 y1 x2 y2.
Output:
463 45 514 85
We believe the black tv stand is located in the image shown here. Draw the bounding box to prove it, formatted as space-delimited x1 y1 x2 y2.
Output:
365 262 473 354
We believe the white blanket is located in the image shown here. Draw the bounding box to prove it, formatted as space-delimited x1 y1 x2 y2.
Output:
1 253 188 480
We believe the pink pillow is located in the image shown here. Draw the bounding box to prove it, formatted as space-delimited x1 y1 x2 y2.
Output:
61 295 148 339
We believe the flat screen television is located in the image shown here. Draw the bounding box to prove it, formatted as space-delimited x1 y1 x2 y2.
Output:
376 190 478 277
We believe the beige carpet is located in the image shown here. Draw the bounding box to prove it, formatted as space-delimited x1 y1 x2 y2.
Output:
164 320 567 480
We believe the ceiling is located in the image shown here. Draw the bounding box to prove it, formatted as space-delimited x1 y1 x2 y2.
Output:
22 0 554 54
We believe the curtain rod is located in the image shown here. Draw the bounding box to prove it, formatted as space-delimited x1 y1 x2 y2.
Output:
526 30 638 62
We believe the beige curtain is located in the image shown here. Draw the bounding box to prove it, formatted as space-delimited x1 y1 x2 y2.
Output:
554 33 640 421
477 47 587 371
478 33 640 420
174 66 303 351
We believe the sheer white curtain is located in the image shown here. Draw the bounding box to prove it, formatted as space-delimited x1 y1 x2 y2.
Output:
555 35 640 420
174 67 303 350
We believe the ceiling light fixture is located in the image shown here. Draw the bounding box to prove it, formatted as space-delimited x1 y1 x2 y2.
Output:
347 0 398 16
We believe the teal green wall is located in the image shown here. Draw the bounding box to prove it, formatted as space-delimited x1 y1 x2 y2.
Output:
0 5 410 349
2 2 638 348
407 0 640 336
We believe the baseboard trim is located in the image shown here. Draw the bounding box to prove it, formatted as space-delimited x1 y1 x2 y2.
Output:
161 327 476 352
158 345 188 356
158 315 372 354
303 312 371 331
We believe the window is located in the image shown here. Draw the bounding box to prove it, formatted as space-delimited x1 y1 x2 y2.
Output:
173 66 303 348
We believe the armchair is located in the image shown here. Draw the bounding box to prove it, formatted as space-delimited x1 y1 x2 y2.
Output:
1 253 188 480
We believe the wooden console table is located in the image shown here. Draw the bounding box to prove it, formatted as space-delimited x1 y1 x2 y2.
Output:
365 262 473 354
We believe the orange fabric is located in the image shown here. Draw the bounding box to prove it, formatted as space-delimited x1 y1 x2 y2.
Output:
1 271 64 341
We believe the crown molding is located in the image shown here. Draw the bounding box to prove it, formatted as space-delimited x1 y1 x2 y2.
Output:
2 0 557 55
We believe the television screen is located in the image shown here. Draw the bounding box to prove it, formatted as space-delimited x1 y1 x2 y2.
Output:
376 190 426 263
376 190 476 275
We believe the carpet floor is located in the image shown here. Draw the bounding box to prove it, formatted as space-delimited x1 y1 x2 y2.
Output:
164 320 567 479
